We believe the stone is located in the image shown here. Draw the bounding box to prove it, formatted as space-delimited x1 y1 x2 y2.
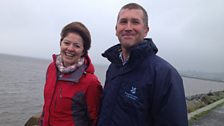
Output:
24 114 40 126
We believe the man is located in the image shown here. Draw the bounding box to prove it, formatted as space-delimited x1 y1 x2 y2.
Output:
97 3 188 126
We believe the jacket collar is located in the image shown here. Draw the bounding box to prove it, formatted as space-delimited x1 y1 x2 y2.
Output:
57 64 86 83
52 54 95 83
102 38 158 65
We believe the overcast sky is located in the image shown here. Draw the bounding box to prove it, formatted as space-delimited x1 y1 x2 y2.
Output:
0 0 223 73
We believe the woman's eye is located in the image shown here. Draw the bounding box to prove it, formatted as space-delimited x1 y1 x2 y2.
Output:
73 44 80 48
63 41 70 45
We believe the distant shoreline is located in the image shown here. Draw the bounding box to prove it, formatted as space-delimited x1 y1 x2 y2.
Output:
0 53 51 61
182 75 224 83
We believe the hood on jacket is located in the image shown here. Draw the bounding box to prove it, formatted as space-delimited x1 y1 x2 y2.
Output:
102 38 158 64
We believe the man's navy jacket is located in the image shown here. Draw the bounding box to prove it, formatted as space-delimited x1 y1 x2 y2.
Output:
97 38 188 126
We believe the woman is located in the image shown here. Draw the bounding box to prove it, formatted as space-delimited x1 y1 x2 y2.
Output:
39 22 102 126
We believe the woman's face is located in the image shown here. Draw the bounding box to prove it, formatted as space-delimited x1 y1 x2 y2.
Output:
60 32 84 67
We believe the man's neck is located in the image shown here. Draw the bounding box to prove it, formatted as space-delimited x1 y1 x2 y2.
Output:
121 49 130 61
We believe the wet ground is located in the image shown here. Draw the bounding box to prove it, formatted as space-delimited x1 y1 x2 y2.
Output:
189 103 224 126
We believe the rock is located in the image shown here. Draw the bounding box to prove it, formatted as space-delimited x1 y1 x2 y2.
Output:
186 90 224 113
187 99 206 113
24 114 40 126
200 94 213 105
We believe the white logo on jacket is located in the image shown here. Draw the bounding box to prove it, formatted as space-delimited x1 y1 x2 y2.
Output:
124 86 138 101
130 86 136 94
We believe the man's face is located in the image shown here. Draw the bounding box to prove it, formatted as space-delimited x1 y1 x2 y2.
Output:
116 9 149 50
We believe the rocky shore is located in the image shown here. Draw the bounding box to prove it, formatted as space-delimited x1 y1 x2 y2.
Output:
186 90 224 113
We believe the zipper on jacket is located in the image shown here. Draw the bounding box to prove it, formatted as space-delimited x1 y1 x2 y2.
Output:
59 87 62 98
54 87 62 111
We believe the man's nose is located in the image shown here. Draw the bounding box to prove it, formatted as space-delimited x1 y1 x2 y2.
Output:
125 22 132 31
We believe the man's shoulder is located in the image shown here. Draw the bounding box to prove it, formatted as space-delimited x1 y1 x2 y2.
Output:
146 54 170 66
145 54 179 73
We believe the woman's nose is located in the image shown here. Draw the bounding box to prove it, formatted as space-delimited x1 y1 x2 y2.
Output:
67 44 75 51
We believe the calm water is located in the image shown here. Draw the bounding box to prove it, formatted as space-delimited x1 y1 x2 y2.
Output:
0 54 224 126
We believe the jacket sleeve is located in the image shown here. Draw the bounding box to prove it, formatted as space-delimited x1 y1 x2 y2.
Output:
85 80 103 126
152 68 188 126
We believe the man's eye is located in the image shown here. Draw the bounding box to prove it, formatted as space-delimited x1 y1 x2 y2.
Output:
132 21 139 24
119 20 127 24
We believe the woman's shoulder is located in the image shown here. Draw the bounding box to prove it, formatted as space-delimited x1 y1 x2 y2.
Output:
81 73 102 93
84 73 101 85
46 61 56 71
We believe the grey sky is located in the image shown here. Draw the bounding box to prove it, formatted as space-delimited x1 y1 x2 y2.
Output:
0 0 223 73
